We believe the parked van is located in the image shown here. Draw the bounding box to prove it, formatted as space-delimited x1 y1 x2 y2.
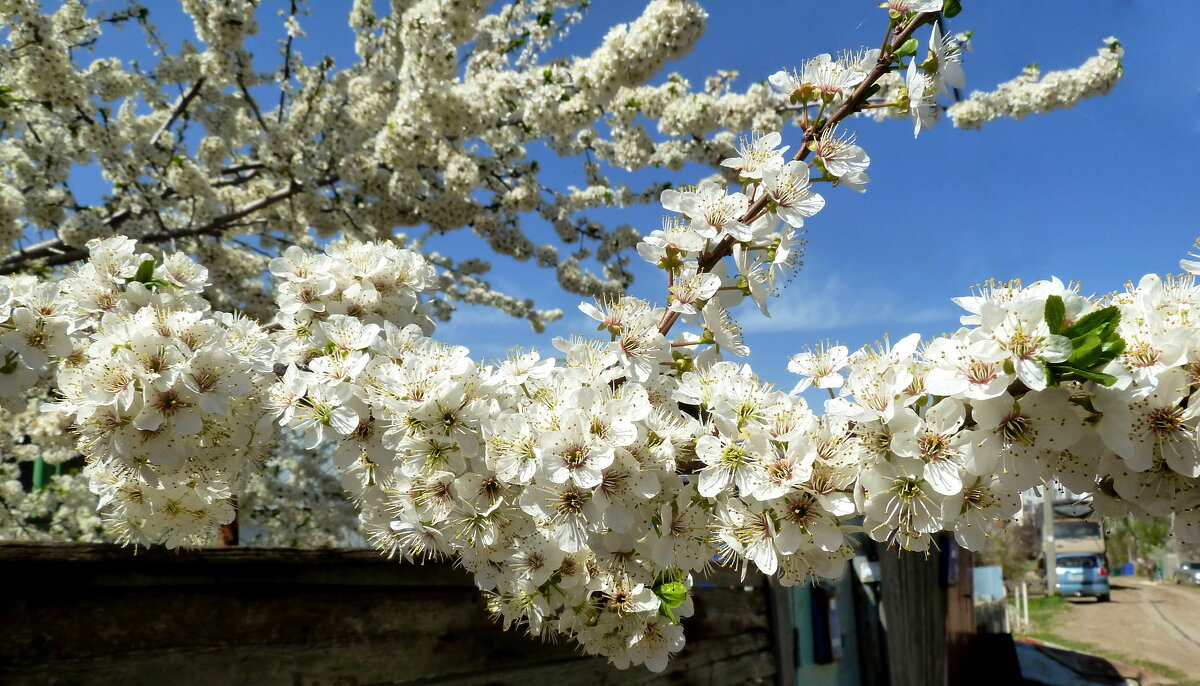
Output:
1055 552 1110 602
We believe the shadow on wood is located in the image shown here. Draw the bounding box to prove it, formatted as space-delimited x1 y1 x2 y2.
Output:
0 543 781 686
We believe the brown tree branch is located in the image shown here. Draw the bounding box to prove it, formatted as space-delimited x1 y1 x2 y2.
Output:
0 175 338 274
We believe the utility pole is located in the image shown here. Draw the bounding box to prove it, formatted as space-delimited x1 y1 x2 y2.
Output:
1042 486 1056 595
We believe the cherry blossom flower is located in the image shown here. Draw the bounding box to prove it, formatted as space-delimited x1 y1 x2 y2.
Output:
788 342 850 392
761 161 826 229
720 131 788 179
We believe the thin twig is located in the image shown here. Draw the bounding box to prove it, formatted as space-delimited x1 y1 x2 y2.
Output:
149 77 206 148
277 0 299 124
234 57 270 135
220 162 266 175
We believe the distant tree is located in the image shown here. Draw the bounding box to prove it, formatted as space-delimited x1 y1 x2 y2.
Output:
1105 515 1171 569
979 523 1035 584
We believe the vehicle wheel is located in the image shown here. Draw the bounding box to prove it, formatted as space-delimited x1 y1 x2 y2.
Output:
1098 593 1111 602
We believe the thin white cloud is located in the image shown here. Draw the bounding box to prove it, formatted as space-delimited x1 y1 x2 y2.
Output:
739 273 953 334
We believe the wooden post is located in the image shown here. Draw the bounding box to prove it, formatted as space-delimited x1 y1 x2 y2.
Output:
879 547 946 686
945 544 976 684
851 548 890 686
878 534 976 686
765 578 795 686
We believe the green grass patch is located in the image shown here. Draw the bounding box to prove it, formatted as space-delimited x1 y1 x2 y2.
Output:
1010 594 1068 635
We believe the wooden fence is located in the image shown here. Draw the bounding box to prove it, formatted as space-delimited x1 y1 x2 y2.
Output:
0 542 789 686
876 536 977 686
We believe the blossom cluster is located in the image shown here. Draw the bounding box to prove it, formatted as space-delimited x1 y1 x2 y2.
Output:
262 289 866 669
948 38 1124 130
0 274 75 413
266 239 438 364
42 237 279 547
0 3 1156 673
317 326 703 670
803 262 1200 553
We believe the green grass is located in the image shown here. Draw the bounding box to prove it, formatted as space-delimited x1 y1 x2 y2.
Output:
1011 595 1198 686
1021 594 1067 630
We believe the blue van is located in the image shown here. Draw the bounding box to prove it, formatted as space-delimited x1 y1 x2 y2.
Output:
1055 552 1110 601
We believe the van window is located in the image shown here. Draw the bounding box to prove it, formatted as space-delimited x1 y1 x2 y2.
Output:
1054 520 1101 539
1058 555 1099 568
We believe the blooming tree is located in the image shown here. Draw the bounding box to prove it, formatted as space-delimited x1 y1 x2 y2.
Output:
0 0 775 328
4 0 1185 674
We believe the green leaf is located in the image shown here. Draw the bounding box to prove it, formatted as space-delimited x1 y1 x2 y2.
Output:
654 581 688 608
653 581 688 625
943 0 963 18
658 604 677 624
1068 333 1103 369
1092 313 1120 343
1099 337 1125 360
1067 369 1119 386
1044 295 1065 334
1064 306 1120 339
893 37 919 58
133 259 156 284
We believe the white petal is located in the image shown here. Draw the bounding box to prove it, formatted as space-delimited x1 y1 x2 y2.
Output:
924 460 963 496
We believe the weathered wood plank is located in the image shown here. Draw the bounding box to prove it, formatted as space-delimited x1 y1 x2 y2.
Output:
765 579 795 686
0 543 779 686
879 548 946 686
0 542 477 588
946 547 976 684
392 634 773 686
0 543 763 589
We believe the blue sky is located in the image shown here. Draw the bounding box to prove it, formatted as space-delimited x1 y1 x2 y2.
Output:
439 1 1200 390
71 1 1200 391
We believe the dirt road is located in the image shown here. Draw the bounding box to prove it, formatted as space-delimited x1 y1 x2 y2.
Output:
1049 577 1200 679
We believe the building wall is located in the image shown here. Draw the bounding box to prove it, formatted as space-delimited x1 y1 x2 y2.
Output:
791 562 865 686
